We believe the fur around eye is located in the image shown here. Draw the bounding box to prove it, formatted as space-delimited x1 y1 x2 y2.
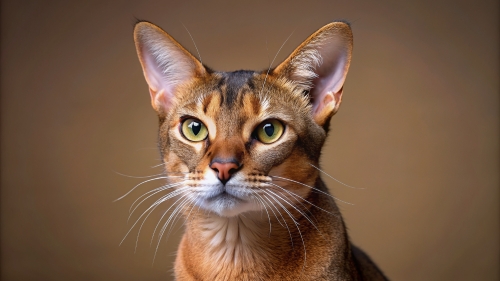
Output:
181 118 208 142
254 119 284 144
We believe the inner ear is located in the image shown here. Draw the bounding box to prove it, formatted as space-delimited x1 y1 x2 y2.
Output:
312 87 343 125
273 22 353 126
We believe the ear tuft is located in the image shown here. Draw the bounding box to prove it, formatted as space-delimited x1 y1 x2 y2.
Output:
134 22 205 114
273 22 353 126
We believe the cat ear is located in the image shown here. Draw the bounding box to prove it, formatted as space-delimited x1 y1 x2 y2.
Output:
273 22 353 126
134 21 206 114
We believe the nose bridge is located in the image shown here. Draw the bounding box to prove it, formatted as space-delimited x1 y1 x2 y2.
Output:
209 135 245 163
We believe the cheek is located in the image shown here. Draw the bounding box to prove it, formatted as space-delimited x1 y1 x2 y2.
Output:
251 134 297 173
164 152 189 174
268 149 318 198
166 132 206 172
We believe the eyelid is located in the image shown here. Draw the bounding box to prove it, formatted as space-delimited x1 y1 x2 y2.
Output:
252 118 286 131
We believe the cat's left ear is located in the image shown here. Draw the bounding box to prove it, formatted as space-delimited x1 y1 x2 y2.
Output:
273 22 353 126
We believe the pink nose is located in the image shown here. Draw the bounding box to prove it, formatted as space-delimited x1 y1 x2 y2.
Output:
210 162 239 183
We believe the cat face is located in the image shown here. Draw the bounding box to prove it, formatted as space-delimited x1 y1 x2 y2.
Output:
134 22 352 217
159 70 326 216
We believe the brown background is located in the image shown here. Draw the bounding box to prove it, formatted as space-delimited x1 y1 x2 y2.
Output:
1 0 498 280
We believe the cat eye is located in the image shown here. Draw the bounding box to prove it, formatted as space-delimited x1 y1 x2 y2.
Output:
254 119 284 144
181 118 208 142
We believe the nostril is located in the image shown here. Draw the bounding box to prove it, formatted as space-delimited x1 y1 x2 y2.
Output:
210 161 240 183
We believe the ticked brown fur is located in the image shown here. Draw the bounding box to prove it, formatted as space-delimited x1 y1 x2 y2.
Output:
132 20 388 280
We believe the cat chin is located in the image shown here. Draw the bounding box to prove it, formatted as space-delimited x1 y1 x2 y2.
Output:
196 194 262 217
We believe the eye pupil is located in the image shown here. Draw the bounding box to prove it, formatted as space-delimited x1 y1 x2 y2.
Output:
188 121 201 135
263 123 274 137
181 118 208 142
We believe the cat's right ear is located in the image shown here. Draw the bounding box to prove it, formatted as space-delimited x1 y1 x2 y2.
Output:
134 22 206 114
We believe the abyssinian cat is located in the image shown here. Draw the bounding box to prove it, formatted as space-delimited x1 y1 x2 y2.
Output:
130 20 387 280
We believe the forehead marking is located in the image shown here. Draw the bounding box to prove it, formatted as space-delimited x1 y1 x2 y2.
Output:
243 94 261 116
202 93 213 114
205 93 221 118
223 70 255 107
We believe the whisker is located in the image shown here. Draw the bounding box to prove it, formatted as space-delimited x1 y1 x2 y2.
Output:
259 30 295 95
153 194 193 263
159 195 192 240
250 190 272 235
263 191 300 226
268 182 337 217
182 23 203 65
169 194 202 241
254 191 286 229
270 185 318 220
309 163 364 189
119 187 187 247
261 193 294 248
266 189 321 235
150 193 191 247
183 194 202 222
133 188 188 253
270 176 354 206
127 181 184 210
176 198 197 232
163 195 195 242
114 171 166 179
114 176 182 202
272 186 334 245
263 190 307 272
268 187 311 218
128 181 185 217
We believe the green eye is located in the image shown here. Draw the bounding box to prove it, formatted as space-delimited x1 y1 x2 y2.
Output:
255 119 284 144
181 118 208 142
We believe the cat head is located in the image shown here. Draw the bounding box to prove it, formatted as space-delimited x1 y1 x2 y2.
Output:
134 21 352 217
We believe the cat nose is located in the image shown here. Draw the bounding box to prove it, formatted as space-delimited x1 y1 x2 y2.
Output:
210 160 240 184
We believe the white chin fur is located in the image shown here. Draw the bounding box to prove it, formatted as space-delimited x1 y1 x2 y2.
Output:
196 195 261 217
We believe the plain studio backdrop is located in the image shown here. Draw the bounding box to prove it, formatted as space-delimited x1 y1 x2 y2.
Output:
1 0 498 280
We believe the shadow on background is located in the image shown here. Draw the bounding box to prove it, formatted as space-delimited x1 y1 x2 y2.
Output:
1 0 498 280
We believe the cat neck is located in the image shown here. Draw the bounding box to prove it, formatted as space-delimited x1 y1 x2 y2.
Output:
189 213 274 264
175 178 354 280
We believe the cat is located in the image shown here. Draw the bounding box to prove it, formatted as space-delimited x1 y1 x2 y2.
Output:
130 20 388 280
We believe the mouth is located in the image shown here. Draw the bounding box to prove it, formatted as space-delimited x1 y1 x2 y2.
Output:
206 190 244 203
197 188 254 217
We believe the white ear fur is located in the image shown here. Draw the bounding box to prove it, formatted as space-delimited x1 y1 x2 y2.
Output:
274 22 353 125
134 22 205 113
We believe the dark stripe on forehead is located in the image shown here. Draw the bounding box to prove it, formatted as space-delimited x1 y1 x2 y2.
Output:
202 93 213 114
222 70 255 106
249 94 261 115
247 77 256 91
216 77 226 107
